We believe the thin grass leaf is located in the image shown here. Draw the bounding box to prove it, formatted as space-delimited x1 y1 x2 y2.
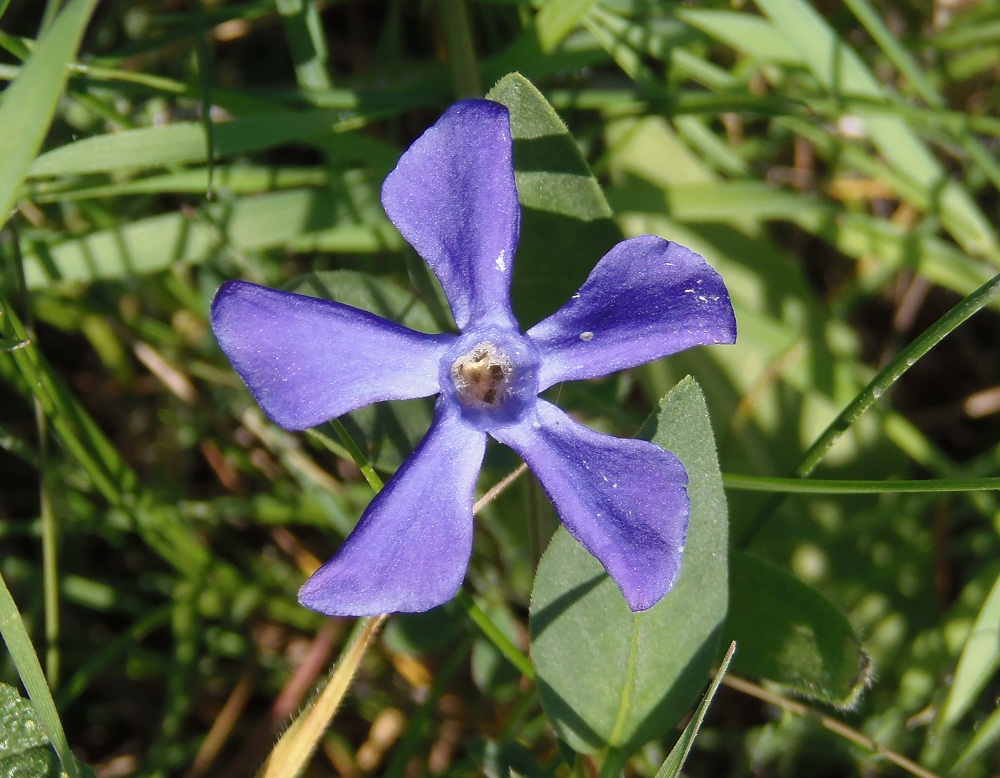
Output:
795 272 1000 478
0 0 99 224
723 474 1000 494
738 271 1000 546
10 186 399 290
938 569 1000 731
655 641 737 778
25 165 333 202
276 0 333 92
755 0 997 259
440 0 481 98
191 0 216 196
951 704 1000 774
675 9 801 64
842 0 942 107
843 0 1000 192
536 0 599 52
28 111 367 178
0 571 80 778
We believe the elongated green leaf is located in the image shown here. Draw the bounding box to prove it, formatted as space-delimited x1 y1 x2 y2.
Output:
0 578 82 778
535 0 598 52
724 551 870 708
276 0 333 91
608 180 825 223
608 179 993 301
938 568 1000 730
755 0 996 258
676 9 801 64
951 704 1000 774
655 641 736 778
28 111 375 178
529 377 728 754
0 0 98 223
9 186 399 290
488 73 623 327
27 165 332 202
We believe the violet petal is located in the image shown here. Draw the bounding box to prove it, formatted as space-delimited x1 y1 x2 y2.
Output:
492 400 689 611
381 99 519 331
298 401 487 615
527 236 736 389
211 280 453 431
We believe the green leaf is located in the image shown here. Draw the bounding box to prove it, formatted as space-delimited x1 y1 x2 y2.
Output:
655 641 736 778
10 185 399 290
28 111 371 177
535 0 598 52
951 704 1000 774
0 682 96 777
0 0 99 224
755 0 997 258
529 377 728 754
487 73 623 328
0 574 86 778
0 335 28 350
675 9 801 64
0 682 61 778
724 551 870 708
938 568 1000 731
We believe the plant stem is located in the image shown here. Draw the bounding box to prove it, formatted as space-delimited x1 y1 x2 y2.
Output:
738 271 1000 547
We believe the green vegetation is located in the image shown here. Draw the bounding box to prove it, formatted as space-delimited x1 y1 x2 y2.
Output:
1 1 999 776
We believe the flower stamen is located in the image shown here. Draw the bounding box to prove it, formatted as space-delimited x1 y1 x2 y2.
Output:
451 341 512 408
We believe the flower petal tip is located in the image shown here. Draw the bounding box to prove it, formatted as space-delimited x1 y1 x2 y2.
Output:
621 566 682 613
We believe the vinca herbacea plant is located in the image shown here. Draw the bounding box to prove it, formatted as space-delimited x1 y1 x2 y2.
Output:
211 99 736 616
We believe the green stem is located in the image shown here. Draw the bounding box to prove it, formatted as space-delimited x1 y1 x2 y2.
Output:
596 747 628 778
737 271 1000 547
326 418 384 492
724 474 1000 494
8 224 59 687
454 588 535 679
192 0 216 197
798 271 1000 478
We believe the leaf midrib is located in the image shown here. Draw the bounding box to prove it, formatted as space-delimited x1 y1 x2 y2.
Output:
609 616 643 745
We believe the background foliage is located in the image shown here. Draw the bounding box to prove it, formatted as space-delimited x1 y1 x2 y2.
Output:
1 0 999 776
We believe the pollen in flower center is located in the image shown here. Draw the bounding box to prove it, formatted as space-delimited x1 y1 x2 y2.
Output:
450 341 512 408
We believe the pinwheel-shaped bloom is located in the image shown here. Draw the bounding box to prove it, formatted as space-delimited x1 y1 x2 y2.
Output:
212 99 736 616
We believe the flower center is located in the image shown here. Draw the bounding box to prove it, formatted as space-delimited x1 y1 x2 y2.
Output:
450 341 512 408
440 329 540 429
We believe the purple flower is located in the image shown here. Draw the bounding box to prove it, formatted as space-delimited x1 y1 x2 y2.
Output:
211 99 736 616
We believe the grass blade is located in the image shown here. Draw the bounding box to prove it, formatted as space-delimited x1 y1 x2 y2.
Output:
655 642 737 777
0 0 98 224
755 0 996 258
0 570 80 778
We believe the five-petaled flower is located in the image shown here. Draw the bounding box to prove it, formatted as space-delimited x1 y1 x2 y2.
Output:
211 99 736 616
